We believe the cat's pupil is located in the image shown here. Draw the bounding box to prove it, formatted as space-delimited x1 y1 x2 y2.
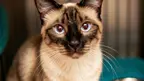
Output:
56 25 64 32
83 23 89 30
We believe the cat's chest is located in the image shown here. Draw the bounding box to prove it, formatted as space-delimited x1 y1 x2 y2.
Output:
40 52 102 81
43 61 101 81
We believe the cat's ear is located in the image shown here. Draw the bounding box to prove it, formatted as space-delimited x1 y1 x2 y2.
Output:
35 0 62 14
78 0 103 20
78 0 103 8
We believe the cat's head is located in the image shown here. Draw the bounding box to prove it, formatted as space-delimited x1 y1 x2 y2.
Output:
35 0 103 59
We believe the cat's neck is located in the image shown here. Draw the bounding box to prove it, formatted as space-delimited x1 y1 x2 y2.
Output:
39 41 102 81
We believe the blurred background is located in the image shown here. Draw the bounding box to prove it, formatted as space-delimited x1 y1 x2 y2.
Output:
0 0 144 81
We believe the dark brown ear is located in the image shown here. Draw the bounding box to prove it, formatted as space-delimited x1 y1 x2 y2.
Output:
35 0 62 14
78 0 103 20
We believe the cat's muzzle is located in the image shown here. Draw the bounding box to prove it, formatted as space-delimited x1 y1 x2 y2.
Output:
66 40 85 58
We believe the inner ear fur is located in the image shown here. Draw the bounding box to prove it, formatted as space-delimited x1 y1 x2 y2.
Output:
35 0 62 15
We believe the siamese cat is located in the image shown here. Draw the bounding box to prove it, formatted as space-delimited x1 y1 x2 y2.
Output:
7 0 103 81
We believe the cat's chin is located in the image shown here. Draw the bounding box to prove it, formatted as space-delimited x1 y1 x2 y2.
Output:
71 53 83 59
65 51 84 59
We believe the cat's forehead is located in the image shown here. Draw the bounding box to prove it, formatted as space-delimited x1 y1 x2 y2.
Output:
63 3 98 20
63 3 77 8
43 3 99 29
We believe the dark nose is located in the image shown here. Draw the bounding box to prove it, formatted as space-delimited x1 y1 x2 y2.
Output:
69 39 80 50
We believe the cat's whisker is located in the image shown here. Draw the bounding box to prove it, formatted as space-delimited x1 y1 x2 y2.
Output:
83 50 89 52
32 59 41 77
37 61 45 80
83 51 88 54
102 54 118 70
39 49 49 53
85 44 90 46
84 46 90 48
19 50 43 70
35 53 59 78
59 50 67 53
102 49 117 60
83 48 90 50
34 49 62 77
103 62 110 72
32 59 44 78
53 54 62 64
83 47 90 50
59 48 65 50
83 50 90 52
102 50 120 68
59 50 68 55
101 45 119 55
103 58 118 79
36 52 56 75
34 49 49 61
48 53 58 59
32 50 51 78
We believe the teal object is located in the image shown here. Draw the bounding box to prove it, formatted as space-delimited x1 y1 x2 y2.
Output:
0 6 8 55
100 58 144 81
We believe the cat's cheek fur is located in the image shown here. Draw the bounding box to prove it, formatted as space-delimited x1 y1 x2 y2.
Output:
41 25 51 45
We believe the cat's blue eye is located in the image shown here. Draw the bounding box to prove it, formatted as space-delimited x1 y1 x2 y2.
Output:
81 23 92 32
53 25 65 34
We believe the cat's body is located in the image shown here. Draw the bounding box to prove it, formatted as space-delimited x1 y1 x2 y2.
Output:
7 0 103 81
7 35 102 81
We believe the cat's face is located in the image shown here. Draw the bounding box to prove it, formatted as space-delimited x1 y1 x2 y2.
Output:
35 0 103 58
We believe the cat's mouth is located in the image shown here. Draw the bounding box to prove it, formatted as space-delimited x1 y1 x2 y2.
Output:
63 42 86 59
65 51 84 59
70 53 83 59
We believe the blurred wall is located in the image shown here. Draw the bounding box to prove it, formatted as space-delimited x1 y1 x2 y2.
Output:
139 0 144 58
2 0 28 80
102 0 139 57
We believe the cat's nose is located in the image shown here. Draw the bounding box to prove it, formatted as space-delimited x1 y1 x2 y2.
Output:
69 40 80 49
